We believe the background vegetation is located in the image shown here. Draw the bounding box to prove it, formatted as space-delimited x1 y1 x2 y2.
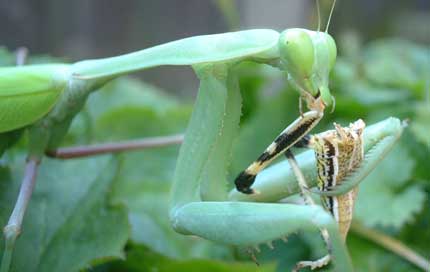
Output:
0 1 429 271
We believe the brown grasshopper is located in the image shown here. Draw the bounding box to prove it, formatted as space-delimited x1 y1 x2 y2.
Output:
286 119 365 271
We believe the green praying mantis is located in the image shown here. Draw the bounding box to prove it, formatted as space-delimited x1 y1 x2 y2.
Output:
0 1 406 271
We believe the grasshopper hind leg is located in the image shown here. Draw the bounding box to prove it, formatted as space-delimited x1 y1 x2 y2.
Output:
234 111 323 194
234 171 257 194
285 149 333 271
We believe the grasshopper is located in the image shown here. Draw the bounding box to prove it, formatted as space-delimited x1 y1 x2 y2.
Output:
287 119 365 271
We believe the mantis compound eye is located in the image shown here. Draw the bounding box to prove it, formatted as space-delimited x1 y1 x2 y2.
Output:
323 33 337 71
278 29 315 91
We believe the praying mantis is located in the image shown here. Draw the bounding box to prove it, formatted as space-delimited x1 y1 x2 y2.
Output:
0 1 406 271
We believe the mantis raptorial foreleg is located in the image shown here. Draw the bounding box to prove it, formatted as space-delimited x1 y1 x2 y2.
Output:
169 65 353 271
228 117 404 271
168 61 404 271
229 117 405 203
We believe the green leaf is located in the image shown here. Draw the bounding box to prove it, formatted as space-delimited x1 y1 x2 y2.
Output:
355 143 426 228
86 77 178 119
107 245 277 272
0 130 23 157
362 39 430 96
410 102 430 148
69 76 231 259
347 232 422 272
399 198 430 258
347 81 411 106
0 47 17 66
0 155 129 272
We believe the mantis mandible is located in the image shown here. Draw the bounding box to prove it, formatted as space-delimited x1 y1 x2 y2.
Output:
0 1 404 271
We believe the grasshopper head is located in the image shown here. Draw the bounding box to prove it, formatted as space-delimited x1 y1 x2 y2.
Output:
278 28 337 108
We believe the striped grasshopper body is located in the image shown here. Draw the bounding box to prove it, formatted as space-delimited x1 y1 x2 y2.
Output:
289 119 365 271
310 119 365 241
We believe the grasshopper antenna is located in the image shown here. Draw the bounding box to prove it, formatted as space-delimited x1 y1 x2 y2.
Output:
316 0 321 32
325 0 337 33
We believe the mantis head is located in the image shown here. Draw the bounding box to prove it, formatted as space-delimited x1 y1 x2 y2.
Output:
278 28 337 109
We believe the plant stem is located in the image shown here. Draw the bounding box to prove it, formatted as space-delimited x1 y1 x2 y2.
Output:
351 222 430 271
46 134 184 159
1 158 39 272
15 47 28 66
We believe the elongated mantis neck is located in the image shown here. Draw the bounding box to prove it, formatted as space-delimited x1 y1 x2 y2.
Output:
71 29 280 83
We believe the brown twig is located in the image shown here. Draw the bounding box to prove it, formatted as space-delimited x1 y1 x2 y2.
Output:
1 158 40 272
351 222 429 271
46 134 184 159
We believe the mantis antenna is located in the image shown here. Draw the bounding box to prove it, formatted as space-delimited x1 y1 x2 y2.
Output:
316 0 321 31
325 0 337 33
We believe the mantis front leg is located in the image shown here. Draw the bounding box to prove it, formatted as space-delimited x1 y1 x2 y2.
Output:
228 117 405 203
226 117 405 270
169 63 353 271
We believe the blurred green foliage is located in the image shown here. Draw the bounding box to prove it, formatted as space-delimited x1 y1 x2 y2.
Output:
0 33 429 272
